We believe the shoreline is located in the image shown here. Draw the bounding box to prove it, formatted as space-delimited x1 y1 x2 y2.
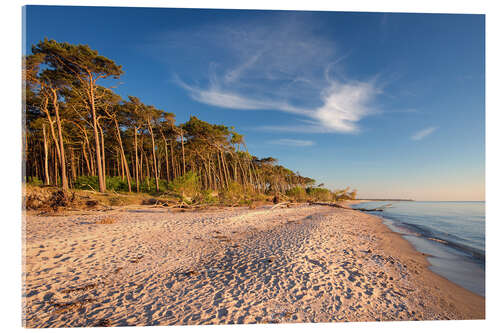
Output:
23 203 484 327
344 203 485 319
354 209 484 311
346 200 485 297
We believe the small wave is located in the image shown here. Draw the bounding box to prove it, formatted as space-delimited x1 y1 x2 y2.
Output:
428 236 485 262
385 219 485 263
399 223 484 262
355 202 485 264
401 222 485 262
428 237 448 244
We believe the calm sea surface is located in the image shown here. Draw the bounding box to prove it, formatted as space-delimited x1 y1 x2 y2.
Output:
351 201 485 296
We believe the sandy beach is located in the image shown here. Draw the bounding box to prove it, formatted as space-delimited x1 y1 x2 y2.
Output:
22 204 485 327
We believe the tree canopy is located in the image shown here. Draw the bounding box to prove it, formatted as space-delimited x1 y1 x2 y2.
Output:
24 39 356 202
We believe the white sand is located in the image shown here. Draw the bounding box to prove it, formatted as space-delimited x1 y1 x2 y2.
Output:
22 204 484 327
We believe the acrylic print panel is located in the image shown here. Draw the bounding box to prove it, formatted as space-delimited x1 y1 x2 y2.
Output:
22 4 485 328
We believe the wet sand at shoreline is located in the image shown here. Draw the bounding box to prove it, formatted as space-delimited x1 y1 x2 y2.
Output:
22 204 484 327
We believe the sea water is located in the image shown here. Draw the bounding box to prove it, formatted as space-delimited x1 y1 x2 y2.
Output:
351 201 485 296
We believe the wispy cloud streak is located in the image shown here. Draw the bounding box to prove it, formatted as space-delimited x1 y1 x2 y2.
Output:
177 79 308 115
180 78 379 133
411 127 437 141
268 139 315 147
170 16 381 134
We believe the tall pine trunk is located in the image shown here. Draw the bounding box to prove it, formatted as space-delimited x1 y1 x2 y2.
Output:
51 89 68 191
161 134 170 182
88 78 106 192
42 124 50 185
147 119 160 192
180 129 186 176
70 148 77 183
114 118 132 192
134 127 140 192
98 121 106 181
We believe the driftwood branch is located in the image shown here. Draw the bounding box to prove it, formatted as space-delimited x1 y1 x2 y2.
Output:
309 202 391 212
270 202 305 210
271 202 290 210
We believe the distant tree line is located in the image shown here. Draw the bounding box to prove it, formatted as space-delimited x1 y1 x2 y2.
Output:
23 39 356 201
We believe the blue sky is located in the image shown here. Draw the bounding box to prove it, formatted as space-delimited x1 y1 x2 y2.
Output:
24 6 485 200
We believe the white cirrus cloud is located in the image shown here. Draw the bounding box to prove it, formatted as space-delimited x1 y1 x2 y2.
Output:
178 77 380 134
167 15 382 134
268 139 315 147
177 78 309 115
411 126 438 141
311 80 379 133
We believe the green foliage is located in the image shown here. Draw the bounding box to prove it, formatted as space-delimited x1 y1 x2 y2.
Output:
74 176 140 193
239 198 254 206
136 178 169 193
26 177 44 186
198 190 219 204
79 176 170 194
25 39 359 206
286 186 307 201
74 175 99 191
333 187 357 201
306 187 333 201
348 189 357 200
106 177 131 192
220 182 245 203
32 39 123 80
168 171 200 200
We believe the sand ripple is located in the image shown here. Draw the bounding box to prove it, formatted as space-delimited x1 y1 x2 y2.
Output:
22 205 484 327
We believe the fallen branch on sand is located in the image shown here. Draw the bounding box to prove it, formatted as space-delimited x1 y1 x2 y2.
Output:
271 202 290 210
309 202 391 212
271 202 304 210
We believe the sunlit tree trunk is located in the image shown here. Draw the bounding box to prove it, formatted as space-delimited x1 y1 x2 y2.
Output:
98 120 106 181
180 129 186 176
70 147 77 184
88 77 106 192
42 124 50 185
134 126 140 192
170 140 176 179
41 95 62 181
82 142 90 175
114 118 132 192
147 119 160 192
50 88 68 191
160 133 170 182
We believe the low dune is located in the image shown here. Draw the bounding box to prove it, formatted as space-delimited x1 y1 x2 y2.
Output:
22 204 484 327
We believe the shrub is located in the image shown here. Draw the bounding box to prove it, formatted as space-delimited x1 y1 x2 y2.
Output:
306 187 333 201
286 186 307 201
199 190 219 204
168 171 200 200
333 187 357 201
74 175 99 191
106 177 130 192
74 176 131 192
220 182 245 203
26 177 43 186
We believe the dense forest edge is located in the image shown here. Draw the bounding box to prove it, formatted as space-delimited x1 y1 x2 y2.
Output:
23 39 357 212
